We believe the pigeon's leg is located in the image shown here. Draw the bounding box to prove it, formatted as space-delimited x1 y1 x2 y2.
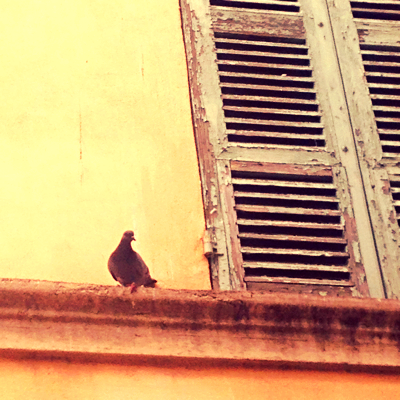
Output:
130 283 137 293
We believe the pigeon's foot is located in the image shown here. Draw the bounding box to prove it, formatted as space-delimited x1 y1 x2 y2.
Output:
130 283 137 293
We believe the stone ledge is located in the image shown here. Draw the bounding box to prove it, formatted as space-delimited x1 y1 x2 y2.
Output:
1 278 400 370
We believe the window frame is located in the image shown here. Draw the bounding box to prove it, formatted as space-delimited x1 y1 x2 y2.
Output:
180 0 387 296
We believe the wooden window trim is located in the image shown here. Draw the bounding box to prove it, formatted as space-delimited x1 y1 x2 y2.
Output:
1 278 400 371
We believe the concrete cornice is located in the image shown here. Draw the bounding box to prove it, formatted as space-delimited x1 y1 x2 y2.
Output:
1 278 400 371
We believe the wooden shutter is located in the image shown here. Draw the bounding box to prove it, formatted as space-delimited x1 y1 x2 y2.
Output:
180 0 378 296
328 0 400 298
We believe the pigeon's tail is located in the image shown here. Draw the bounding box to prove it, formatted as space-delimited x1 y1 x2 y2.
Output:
144 279 157 288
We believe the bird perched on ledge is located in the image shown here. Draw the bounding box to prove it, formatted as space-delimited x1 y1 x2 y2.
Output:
108 230 157 293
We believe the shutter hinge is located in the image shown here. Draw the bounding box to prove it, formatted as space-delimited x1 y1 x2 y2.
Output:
203 230 224 257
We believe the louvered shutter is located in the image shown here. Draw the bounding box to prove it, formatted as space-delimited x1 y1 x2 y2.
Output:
180 0 378 296
328 0 400 298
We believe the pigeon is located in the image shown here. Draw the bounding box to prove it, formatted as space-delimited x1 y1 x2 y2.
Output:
108 230 157 292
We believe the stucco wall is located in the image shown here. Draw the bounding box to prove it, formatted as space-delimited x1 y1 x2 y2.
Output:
0 358 399 400
2 1 399 397
0 0 210 289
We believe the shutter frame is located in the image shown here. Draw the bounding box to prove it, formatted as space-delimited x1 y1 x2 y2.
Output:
180 0 375 295
180 0 239 290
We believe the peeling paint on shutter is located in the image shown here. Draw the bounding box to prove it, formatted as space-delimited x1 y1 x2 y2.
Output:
329 0 400 297
210 0 300 13
351 0 400 21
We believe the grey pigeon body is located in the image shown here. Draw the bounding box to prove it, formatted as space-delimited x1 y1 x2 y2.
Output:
108 231 157 291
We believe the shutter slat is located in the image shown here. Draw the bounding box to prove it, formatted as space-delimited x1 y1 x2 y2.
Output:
370 94 400 101
237 218 344 230
231 161 333 175
351 0 400 5
352 8 400 17
211 8 305 37
235 204 341 216
376 119 400 124
217 60 312 71
363 60 400 67
225 118 322 127
368 83 400 90
241 247 348 257
235 191 339 202
228 142 326 149
381 140 400 146
219 71 314 83
243 276 354 286
223 105 321 116
243 261 349 272
221 82 317 93
211 5 300 15
383 153 400 158
216 48 310 60
373 106 400 112
215 39 307 50
366 71 400 78
378 129 400 134
227 130 324 139
214 0 299 5
232 177 334 189
239 232 347 243
222 94 319 105
362 50 400 57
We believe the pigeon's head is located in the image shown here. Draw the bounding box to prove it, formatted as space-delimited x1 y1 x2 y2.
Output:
122 230 136 241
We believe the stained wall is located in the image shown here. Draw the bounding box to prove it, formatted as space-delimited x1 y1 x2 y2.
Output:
2 1 399 398
0 0 209 289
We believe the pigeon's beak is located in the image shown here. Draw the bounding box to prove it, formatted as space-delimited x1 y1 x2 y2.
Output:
132 235 136 241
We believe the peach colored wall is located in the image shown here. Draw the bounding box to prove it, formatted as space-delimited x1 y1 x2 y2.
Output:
0 0 210 289
0 358 399 400
1 1 400 396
